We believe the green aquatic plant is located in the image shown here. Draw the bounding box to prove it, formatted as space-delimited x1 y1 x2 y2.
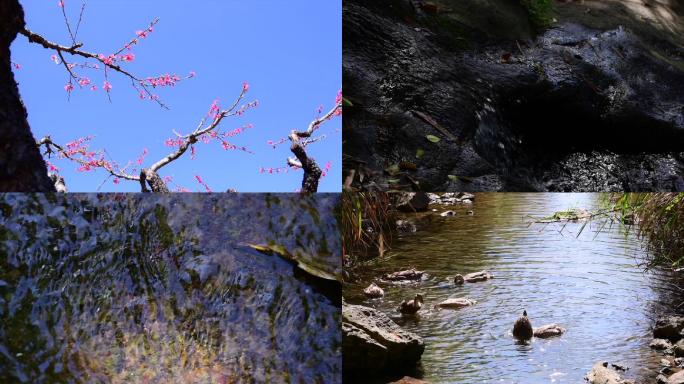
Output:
520 0 554 30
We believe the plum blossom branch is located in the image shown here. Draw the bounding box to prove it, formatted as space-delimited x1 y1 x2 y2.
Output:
18 18 184 109
282 97 341 193
35 84 256 192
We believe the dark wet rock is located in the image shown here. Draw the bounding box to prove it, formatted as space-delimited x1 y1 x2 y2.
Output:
654 316 684 341
396 192 430 212
533 324 565 338
658 374 670 384
435 297 476 309
585 361 634 384
364 282 385 298
453 274 464 285
343 0 684 192
464 270 492 282
675 358 684 367
383 268 425 281
343 303 425 377
652 338 675 351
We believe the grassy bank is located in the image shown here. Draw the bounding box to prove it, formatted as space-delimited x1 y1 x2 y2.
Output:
342 192 395 269
614 193 684 269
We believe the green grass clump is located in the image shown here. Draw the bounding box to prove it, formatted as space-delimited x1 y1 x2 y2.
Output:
520 0 554 29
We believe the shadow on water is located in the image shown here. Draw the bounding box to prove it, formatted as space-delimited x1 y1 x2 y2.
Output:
0 193 341 383
346 193 680 383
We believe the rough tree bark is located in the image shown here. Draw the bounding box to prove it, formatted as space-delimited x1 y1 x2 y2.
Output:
0 0 55 192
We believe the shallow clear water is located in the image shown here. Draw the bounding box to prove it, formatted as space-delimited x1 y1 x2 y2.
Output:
0 193 341 383
346 193 678 384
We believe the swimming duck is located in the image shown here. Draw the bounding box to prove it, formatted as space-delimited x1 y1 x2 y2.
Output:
383 269 424 281
435 297 476 309
533 323 565 338
363 283 384 298
397 294 424 315
464 270 493 282
512 310 534 340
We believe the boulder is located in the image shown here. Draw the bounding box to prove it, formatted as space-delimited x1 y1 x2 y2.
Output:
674 340 684 357
585 362 633 384
667 370 684 384
435 297 476 309
655 317 684 341
395 192 430 212
652 338 675 352
383 269 424 281
343 303 425 377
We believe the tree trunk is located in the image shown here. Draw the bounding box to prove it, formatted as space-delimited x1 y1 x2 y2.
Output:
0 0 54 192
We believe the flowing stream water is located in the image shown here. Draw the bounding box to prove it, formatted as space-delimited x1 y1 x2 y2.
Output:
0 193 341 383
345 193 679 384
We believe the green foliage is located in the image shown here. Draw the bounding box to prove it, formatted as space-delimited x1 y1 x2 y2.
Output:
520 0 554 29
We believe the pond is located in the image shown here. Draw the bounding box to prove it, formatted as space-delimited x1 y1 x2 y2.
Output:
345 193 679 383
0 193 341 383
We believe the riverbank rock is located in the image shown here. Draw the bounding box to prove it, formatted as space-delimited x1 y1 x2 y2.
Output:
585 362 634 384
533 324 565 338
436 297 476 309
343 303 425 377
464 270 493 282
666 370 684 384
383 269 425 281
674 340 684 357
396 192 430 212
427 192 476 205
654 316 684 341
652 338 675 352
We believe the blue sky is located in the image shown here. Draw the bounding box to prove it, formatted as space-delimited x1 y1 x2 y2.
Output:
12 0 341 192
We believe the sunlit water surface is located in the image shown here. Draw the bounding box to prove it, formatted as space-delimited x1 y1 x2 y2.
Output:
0 193 341 383
346 193 678 384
